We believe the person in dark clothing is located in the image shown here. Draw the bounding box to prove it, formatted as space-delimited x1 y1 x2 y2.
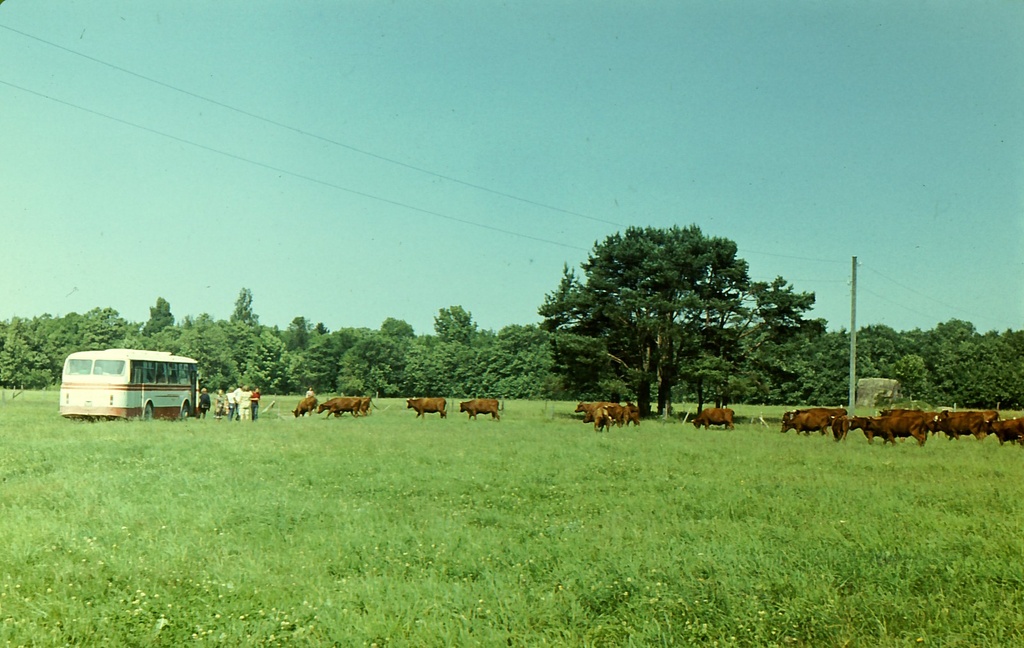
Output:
198 388 212 419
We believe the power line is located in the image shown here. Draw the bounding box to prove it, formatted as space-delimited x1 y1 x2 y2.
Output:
0 77 589 252
0 24 625 229
859 264 1003 331
859 287 945 323
860 264 983 323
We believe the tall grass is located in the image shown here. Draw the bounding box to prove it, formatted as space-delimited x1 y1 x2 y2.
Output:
1 392 1023 646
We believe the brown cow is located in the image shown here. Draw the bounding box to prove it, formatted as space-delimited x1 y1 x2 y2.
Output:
592 405 613 432
576 401 626 426
832 415 851 441
781 407 846 435
692 407 734 430
624 401 640 427
931 410 998 440
883 409 935 433
834 410 933 442
407 397 447 418
843 416 884 443
990 418 1024 445
459 398 500 420
831 409 937 440
847 413 929 446
317 397 364 418
292 395 318 417
358 396 372 416
575 401 605 421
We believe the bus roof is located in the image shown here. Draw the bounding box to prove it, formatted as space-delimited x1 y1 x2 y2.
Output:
64 348 197 364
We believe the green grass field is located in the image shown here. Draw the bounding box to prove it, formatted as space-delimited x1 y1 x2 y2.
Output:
2 391 1023 646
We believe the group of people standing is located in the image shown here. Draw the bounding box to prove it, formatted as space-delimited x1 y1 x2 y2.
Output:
196 385 261 421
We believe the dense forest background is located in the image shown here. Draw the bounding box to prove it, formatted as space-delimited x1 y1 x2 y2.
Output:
2 296 1022 411
3 226 1022 411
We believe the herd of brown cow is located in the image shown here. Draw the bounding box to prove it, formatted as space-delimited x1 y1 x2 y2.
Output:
404 397 502 420
574 401 641 432
291 395 1023 444
291 395 502 421
780 406 1024 446
292 395 373 418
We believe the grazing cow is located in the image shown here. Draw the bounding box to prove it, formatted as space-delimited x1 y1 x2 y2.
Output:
781 407 846 435
407 397 447 419
692 407 735 430
846 413 929 446
358 396 372 416
990 418 1024 445
592 406 613 432
931 410 998 440
459 398 500 420
292 395 318 418
317 397 364 418
624 401 640 427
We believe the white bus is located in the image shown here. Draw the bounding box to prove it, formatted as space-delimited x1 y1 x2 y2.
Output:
60 349 198 420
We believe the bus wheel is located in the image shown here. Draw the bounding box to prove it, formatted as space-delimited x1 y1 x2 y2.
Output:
180 402 191 420
143 402 154 420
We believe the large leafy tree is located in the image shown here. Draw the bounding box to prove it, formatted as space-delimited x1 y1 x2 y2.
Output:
80 307 132 350
230 288 259 327
892 353 928 402
143 297 175 336
402 335 455 396
0 318 52 388
434 306 476 346
478 324 553 399
298 328 365 394
855 324 908 378
340 331 407 396
283 316 313 352
176 314 238 391
540 225 815 414
403 306 486 397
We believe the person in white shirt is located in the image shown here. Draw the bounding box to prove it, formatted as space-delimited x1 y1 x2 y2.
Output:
231 386 243 421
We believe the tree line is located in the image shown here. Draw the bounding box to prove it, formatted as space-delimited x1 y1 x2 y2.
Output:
1 226 1021 411
537 225 1024 413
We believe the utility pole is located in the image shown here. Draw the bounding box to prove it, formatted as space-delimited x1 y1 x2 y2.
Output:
848 256 857 417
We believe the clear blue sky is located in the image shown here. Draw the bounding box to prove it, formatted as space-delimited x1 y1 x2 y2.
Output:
2 2 1022 336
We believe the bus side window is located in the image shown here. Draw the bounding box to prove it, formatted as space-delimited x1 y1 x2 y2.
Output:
131 360 158 383
176 363 192 385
